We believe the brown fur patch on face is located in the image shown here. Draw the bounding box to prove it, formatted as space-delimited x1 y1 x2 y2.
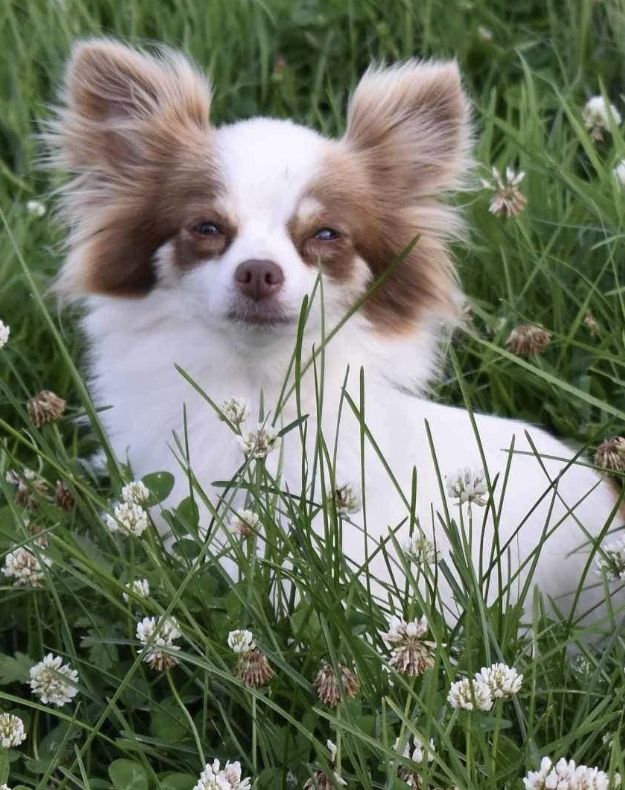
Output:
312 59 473 334
49 39 220 296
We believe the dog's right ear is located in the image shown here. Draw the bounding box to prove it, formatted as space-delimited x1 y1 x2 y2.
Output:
55 38 212 172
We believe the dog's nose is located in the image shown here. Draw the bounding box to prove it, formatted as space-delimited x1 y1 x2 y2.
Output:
234 260 284 301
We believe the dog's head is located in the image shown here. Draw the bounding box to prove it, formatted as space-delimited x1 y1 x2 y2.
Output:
52 39 471 339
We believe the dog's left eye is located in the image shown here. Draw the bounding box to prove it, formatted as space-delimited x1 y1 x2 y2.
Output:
193 221 222 236
314 227 340 241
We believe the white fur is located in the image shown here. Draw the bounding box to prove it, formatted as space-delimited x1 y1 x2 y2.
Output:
80 117 621 624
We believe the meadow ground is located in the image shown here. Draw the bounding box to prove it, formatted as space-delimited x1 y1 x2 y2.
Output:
1 0 625 788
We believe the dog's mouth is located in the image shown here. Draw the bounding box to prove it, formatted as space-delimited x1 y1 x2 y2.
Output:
227 300 295 327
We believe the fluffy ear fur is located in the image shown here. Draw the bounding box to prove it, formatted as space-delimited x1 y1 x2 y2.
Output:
58 38 212 172
344 60 471 200
49 39 216 296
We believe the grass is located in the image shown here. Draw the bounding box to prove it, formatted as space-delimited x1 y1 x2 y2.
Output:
1 0 625 788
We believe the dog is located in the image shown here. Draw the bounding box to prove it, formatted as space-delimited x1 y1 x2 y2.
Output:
49 39 622 625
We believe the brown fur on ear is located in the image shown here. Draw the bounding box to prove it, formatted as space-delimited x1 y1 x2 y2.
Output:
344 60 472 199
336 61 472 334
48 39 218 297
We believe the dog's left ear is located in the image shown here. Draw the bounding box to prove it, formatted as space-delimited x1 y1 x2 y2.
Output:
344 61 471 200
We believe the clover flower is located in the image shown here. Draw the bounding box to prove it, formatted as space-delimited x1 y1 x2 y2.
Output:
123 578 151 603
584 311 600 337
3 546 52 588
332 483 361 514
448 677 493 711
506 324 552 356
0 713 26 748
230 510 260 538
227 629 255 655
55 480 75 510
382 616 436 677
445 468 488 507
29 653 79 707
523 756 621 789
313 662 360 707
394 734 435 787
582 96 622 141
402 533 437 566
221 397 250 428
121 480 150 505
239 424 280 460
476 662 523 699
27 390 66 427
596 538 625 581
0 321 10 350
481 166 527 217
594 437 625 473
26 199 46 217
136 616 182 671
5 468 48 510
104 501 149 537
236 649 275 688
303 740 347 789
193 759 251 790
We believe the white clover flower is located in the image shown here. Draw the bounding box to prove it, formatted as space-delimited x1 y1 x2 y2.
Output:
193 759 251 790
445 468 488 507
523 756 621 789
394 734 435 764
26 199 46 217
121 480 150 505
332 483 361 514
0 784 11 790
475 662 523 699
382 616 436 677
0 713 26 748
582 95 622 141
448 677 493 711
136 616 181 671
221 396 250 428
481 166 527 217
230 509 260 538
3 546 52 588
104 501 149 537
327 739 337 763
227 629 255 655
239 424 279 460
596 538 625 581
0 321 10 350
614 160 625 187
29 653 79 707
402 532 438 566
123 578 151 603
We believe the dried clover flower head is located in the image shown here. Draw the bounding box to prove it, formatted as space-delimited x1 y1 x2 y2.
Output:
594 437 625 473
506 324 552 356
5 468 49 510
235 648 275 688
55 480 75 510
27 390 66 427
313 662 360 707
383 616 436 677
481 166 527 217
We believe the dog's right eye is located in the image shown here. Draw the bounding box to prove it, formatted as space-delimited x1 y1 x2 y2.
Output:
192 221 222 236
